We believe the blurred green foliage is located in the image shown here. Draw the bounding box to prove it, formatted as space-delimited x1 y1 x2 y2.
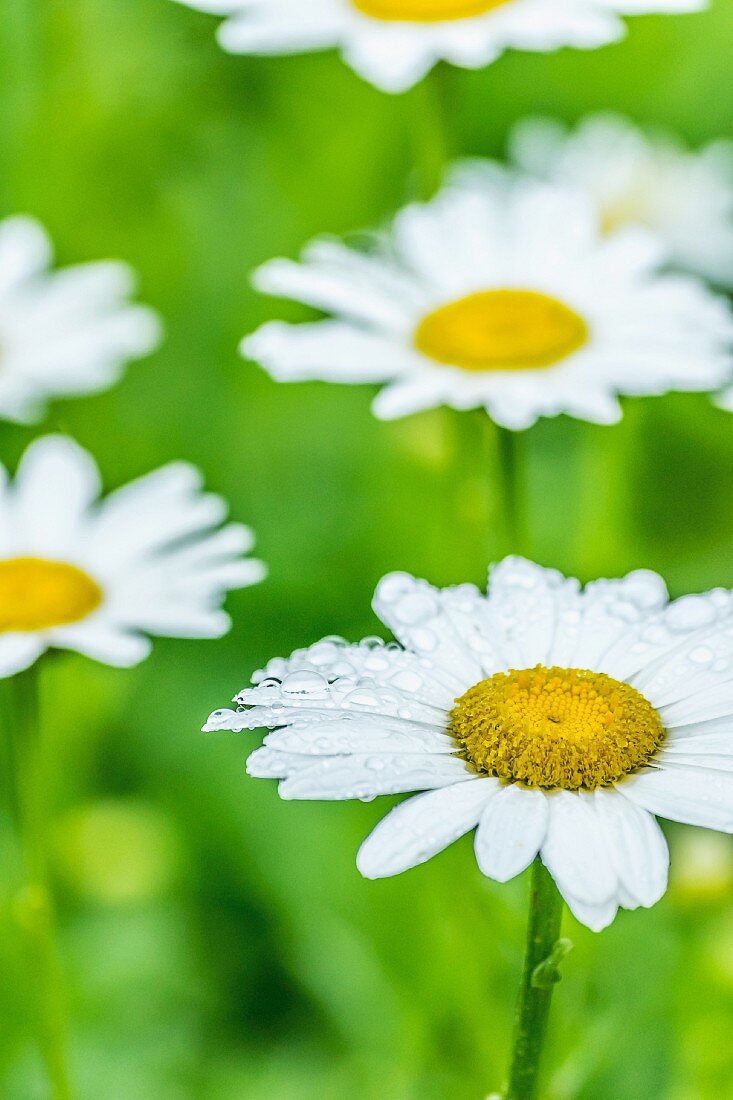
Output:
1 1 733 1096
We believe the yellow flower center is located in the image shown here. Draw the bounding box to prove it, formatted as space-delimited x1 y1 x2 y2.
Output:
414 289 589 372
353 0 510 22
449 665 665 791
0 557 103 633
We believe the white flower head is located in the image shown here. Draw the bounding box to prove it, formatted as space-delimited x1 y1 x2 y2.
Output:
0 216 161 425
208 557 733 932
509 113 733 289
172 0 706 94
244 171 733 430
0 436 266 676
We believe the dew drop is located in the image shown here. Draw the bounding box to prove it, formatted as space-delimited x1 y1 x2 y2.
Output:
394 592 439 625
389 670 424 693
688 645 714 666
666 596 717 631
281 671 328 696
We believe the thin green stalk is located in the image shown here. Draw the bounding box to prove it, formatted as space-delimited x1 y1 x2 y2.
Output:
495 423 527 556
409 66 450 200
8 663 74 1100
504 859 567 1100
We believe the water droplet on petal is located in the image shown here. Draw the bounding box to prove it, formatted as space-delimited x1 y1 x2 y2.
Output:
389 670 424 693
281 671 329 696
688 645 714 665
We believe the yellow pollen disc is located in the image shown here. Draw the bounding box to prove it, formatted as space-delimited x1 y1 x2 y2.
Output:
449 665 665 791
414 289 589 372
0 557 103 633
353 0 511 22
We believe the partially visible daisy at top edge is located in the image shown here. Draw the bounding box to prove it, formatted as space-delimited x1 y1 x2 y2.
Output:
171 0 706 94
509 113 733 290
0 435 266 677
0 216 161 425
207 556 733 932
243 169 733 430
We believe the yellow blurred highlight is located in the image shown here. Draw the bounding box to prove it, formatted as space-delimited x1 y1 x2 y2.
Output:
11 883 53 931
53 799 180 906
670 831 733 903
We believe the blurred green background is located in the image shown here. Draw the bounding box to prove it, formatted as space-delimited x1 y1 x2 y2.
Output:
1 1 733 1096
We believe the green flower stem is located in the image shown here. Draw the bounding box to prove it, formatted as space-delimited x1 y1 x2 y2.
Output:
504 859 566 1100
410 66 450 200
7 663 74 1100
495 423 527 556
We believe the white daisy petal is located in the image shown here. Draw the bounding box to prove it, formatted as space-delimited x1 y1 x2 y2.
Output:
11 435 101 556
0 635 46 677
254 637 461 709
373 572 486 683
665 719 733 753
50 622 153 668
659 681 733 727
474 785 548 883
621 603 733 709
599 589 733 683
550 570 668 670
278 752 475 801
0 216 160 423
264 716 457 755
657 751 733 774
236 672 450 728
246 746 320 780
541 791 618 907
242 170 732 427
357 778 495 878
561 892 619 933
172 0 702 93
243 319 410 384
0 216 53 291
620 765 733 833
590 789 668 908
484 557 576 668
253 246 418 330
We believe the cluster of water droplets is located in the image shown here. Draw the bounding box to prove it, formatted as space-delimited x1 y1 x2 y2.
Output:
204 633 459 738
482 559 577 669
549 569 668 671
625 591 733 721
202 629 478 801
374 571 505 683
276 753 474 804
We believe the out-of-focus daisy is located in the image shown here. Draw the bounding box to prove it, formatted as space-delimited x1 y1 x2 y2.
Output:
0 216 161 424
208 557 733 931
244 173 733 430
510 114 733 288
172 0 706 95
0 436 265 677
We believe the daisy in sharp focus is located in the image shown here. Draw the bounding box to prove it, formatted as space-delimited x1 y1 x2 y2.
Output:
0 436 266 677
0 216 161 424
207 557 733 932
172 0 706 94
509 113 733 289
244 171 733 430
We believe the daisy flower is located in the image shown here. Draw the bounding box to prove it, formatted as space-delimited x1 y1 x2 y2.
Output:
0 216 161 424
510 113 733 288
172 0 706 94
0 435 266 677
207 557 733 932
243 173 733 430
